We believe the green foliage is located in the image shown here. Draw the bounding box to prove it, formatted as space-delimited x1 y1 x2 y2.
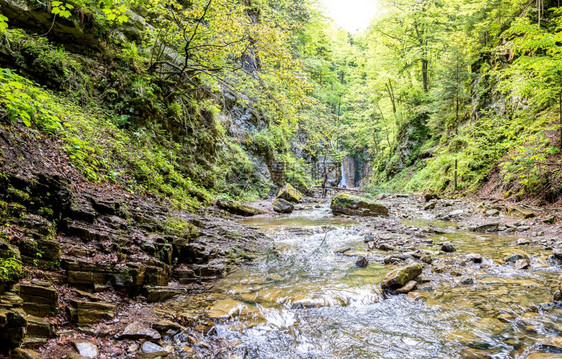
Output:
0 14 8 32
51 1 74 19
0 257 23 284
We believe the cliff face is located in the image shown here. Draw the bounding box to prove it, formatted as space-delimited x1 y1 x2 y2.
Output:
0 122 272 355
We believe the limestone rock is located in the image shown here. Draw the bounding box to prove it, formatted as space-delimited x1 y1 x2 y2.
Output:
331 193 389 217
276 184 303 203
69 300 115 325
71 340 99 359
216 199 265 217
505 205 536 219
395 280 417 294
120 321 161 340
140 341 168 357
381 263 423 291
468 223 499 233
272 198 294 214
19 283 58 317
485 209 500 217
12 348 42 359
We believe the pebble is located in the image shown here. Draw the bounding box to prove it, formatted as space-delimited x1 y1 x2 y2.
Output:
355 256 369 268
441 242 457 253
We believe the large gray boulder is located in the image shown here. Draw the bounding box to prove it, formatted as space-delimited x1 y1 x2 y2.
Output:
331 193 388 217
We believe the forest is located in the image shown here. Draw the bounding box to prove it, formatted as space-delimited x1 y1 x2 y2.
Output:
1 0 562 358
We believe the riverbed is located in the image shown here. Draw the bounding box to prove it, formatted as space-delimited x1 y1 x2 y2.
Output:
163 196 562 358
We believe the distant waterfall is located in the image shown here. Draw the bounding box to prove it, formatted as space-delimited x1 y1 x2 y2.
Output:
338 162 349 188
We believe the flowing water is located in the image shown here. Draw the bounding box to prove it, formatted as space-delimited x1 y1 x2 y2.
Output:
170 201 562 358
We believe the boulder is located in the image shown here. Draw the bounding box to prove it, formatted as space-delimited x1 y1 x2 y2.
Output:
140 341 168 357
120 321 161 340
486 209 500 217
395 280 417 294
216 199 265 217
71 340 99 359
331 193 389 217
272 198 294 214
441 242 456 253
381 263 423 291
19 283 58 317
68 300 115 325
12 348 42 359
276 184 303 203
505 205 536 219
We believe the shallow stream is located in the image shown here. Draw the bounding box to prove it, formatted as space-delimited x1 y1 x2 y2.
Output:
180 201 562 358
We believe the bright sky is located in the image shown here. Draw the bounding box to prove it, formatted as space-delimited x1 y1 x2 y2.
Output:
320 0 381 33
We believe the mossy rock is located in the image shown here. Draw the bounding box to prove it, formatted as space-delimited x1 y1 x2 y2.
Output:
276 184 303 203
381 263 422 291
217 199 266 217
272 198 294 214
330 193 389 217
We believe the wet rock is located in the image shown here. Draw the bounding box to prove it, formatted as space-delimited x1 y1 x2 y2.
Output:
331 193 389 217
355 256 368 268
276 184 303 203
333 247 351 254
553 248 562 261
140 341 168 357
505 205 536 219
395 280 417 294
424 192 439 202
120 321 161 340
504 252 530 263
543 215 556 224
12 348 42 359
526 354 562 359
377 243 395 251
515 258 530 270
517 238 531 245
466 253 483 264
381 263 423 291
19 283 58 317
384 255 403 265
0 305 27 350
441 242 456 253
26 315 56 342
71 340 99 359
144 286 191 302
448 209 464 218
272 198 294 214
469 223 499 233
458 348 493 358
69 300 115 325
152 319 183 334
216 199 265 217
486 209 500 217
424 201 436 211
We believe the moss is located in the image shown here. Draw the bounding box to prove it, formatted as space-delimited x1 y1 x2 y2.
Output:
6 187 30 202
37 207 54 218
161 217 200 238
0 257 23 284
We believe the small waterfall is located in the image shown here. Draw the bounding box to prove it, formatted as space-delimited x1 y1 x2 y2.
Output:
338 162 349 188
